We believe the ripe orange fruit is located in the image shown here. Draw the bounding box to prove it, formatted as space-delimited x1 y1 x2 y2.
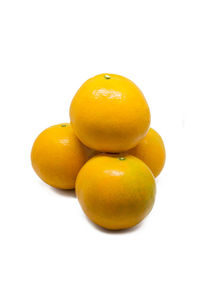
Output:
31 123 91 189
128 128 166 177
70 73 150 152
76 154 156 230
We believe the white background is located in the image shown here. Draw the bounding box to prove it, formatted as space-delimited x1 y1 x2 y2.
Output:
0 1 199 299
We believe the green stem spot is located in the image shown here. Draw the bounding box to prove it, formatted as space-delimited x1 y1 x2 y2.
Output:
61 124 67 127
119 157 126 161
104 74 111 79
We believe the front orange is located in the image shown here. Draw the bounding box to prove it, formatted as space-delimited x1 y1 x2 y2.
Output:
31 123 91 189
76 154 156 230
70 73 151 152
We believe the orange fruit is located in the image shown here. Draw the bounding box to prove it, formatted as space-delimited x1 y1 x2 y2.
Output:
31 123 92 189
70 73 150 152
128 128 166 177
76 154 156 230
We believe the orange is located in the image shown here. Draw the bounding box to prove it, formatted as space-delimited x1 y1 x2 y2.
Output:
76 154 156 230
31 123 92 189
70 73 150 152
128 128 166 177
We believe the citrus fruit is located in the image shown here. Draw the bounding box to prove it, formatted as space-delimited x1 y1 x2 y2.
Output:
76 154 156 230
128 128 166 177
70 73 151 152
31 123 91 189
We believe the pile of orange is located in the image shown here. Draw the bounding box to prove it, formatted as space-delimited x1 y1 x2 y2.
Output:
31 73 165 230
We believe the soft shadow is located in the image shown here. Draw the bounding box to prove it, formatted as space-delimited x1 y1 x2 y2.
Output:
85 215 144 234
36 179 76 198
50 186 76 198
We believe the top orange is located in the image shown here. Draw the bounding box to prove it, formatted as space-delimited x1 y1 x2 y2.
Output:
70 73 151 153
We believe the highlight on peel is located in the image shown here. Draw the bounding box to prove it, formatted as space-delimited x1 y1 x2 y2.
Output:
31 123 92 189
76 154 156 230
128 128 166 177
